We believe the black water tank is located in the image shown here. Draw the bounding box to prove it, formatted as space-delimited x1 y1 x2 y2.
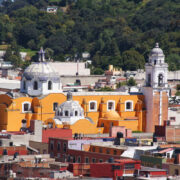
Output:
117 132 123 138
108 157 114 163
3 149 7 155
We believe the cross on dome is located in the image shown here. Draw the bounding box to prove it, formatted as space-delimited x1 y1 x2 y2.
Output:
38 47 46 62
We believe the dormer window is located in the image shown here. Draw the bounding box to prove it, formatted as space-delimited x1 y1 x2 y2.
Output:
33 81 38 90
48 81 52 90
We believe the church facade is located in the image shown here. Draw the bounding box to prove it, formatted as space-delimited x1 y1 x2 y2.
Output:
0 44 169 134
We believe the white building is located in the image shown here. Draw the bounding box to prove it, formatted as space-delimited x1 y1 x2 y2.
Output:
50 62 90 76
20 48 62 96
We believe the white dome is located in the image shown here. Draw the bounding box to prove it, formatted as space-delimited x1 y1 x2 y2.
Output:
55 92 84 125
59 101 84 112
150 43 164 56
23 62 59 81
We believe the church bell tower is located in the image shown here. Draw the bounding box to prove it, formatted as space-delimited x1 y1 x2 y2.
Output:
143 43 169 132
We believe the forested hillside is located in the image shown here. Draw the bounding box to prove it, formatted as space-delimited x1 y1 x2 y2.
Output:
0 0 179 73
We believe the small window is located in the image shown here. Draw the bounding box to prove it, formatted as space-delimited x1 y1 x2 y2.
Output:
33 81 38 90
57 141 60 151
85 157 89 164
89 101 97 111
106 149 110 154
101 123 104 127
63 143 67 153
92 147 95 152
75 110 78 116
107 101 115 111
92 158 96 163
77 156 81 163
99 159 103 163
125 101 133 111
67 156 71 162
124 163 135 169
114 150 117 155
50 140 54 150
73 156 76 163
53 102 58 111
22 102 31 113
65 110 69 117
48 81 52 90
99 148 102 153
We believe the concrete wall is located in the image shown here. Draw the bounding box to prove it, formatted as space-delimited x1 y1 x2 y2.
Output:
60 75 103 86
29 141 48 154
50 62 90 76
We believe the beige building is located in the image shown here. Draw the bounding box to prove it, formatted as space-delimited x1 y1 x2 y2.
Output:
50 62 90 76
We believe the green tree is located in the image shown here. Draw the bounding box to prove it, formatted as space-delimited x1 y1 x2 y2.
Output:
8 55 22 68
127 77 136 86
45 48 54 61
97 86 113 91
3 47 12 61
177 84 180 91
91 67 104 75
166 54 180 71
122 49 145 71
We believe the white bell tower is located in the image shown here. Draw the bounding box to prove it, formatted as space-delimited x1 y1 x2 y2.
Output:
143 43 169 132
145 43 168 88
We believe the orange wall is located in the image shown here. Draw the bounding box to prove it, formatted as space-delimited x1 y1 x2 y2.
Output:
0 93 145 133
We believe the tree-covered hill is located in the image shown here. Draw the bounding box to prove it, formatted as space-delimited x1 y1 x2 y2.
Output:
0 0 180 73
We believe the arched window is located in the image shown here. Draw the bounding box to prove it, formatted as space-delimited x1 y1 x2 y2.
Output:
48 81 52 90
107 100 115 111
23 81 26 90
89 101 97 112
65 110 69 117
125 101 133 111
33 81 38 90
147 74 151 87
75 110 78 116
22 102 31 113
53 102 58 111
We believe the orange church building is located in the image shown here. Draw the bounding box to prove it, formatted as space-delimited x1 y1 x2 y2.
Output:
0 91 146 134
0 44 169 134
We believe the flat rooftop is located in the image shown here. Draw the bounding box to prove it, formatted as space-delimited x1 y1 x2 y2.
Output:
90 141 128 150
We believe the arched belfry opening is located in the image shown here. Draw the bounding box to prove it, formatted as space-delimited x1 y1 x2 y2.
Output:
33 81 38 90
158 74 163 87
48 81 52 90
